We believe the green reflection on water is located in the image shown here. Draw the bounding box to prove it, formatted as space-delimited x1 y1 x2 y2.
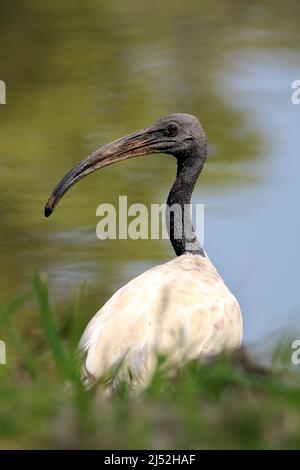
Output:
0 0 298 310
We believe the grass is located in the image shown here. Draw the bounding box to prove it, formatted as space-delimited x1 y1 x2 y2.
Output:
0 273 300 449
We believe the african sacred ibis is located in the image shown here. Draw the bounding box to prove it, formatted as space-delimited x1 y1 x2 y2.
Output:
45 114 243 391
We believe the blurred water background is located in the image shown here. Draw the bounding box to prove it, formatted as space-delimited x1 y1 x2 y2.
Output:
0 0 299 345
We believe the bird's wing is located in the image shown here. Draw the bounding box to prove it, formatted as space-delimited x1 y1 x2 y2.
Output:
79 254 242 388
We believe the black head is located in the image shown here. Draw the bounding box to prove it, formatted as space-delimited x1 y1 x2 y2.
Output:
150 113 207 159
44 113 207 217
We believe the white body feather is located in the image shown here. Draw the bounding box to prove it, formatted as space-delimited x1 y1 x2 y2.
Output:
79 253 242 391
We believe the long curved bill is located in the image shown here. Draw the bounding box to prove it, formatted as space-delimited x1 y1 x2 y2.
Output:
44 127 169 217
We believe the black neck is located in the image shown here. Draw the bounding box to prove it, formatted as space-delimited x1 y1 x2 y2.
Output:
166 152 205 257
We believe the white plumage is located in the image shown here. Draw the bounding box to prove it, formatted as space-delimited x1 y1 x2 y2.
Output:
79 253 242 391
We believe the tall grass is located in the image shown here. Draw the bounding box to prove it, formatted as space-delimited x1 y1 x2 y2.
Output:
0 273 300 449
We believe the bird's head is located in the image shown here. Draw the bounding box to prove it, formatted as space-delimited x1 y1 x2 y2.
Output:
44 113 207 217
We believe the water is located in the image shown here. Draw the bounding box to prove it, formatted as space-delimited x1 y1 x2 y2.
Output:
0 1 299 344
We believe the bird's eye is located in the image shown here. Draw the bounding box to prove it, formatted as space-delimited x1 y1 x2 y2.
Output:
165 123 178 137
